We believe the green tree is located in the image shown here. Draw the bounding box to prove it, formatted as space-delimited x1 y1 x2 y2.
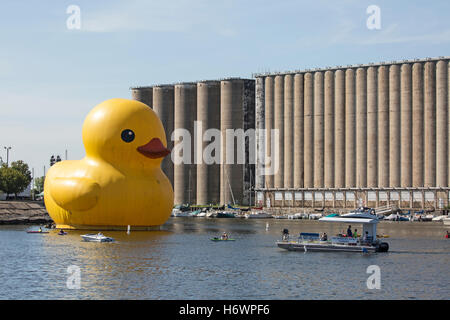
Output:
33 176 45 194
0 161 32 199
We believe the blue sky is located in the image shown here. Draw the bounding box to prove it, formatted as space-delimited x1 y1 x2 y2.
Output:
1 0 450 177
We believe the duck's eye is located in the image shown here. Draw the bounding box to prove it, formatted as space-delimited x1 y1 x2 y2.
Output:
121 129 135 143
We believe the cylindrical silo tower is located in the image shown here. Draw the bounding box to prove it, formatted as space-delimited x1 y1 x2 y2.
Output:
284 74 294 188
131 87 153 108
221 79 244 205
356 67 367 188
294 73 304 188
334 69 345 188
412 63 424 187
152 85 174 187
274 75 284 188
389 65 401 187
366 66 378 187
377 66 389 187
255 77 265 190
174 83 197 205
424 61 436 187
324 70 335 188
345 69 356 188
314 71 324 188
436 60 448 187
304 73 314 188
401 63 412 187
196 81 221 205
264 76 274 188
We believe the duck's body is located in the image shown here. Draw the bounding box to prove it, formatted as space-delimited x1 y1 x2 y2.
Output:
44 98 174 230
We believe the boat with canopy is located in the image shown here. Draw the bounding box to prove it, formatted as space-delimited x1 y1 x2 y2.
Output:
277 209 389 253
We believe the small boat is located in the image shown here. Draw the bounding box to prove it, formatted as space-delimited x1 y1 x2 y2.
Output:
443 217 450 226
26 230 49 234
273 215 288 219
173 210 196 217
210 237 236 242
308 213 323 220
432 215 448 222
216 211 236 218
244 211 273 219
81 233 114 242
196 211 207 217
206 211 217 218
58 230 68 236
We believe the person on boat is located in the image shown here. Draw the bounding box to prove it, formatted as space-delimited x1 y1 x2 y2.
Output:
320 232 328 241
221 232 228 240
353 229 358 238
282 229 289 241
38 227 42 233
58 229 65 235
347 225 353 237
446 231 449 239
363 231 369 243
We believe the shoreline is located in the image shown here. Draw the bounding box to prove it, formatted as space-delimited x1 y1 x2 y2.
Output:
0 200 53 225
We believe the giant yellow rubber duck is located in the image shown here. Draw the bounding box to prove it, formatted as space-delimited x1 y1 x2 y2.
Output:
44 98 174 230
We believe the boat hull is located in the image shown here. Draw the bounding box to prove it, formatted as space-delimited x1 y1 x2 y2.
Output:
81 235 114 242
277 241 382 253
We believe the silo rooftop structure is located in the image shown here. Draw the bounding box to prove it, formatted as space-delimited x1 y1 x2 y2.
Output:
253 57 450 211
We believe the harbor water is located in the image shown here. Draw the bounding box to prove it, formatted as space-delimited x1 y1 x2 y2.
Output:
0 219 449 300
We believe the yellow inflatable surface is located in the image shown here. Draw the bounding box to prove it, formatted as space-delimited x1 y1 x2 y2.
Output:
44 98 174 230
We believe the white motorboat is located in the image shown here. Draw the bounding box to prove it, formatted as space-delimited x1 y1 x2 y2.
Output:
196 211 207 217
206 211 217 218
81 233 114 242
308 213 323 220
277 210 389 253
432 215 448 222
273 215 288 219
245 211 273 219
173 210 195 217
443 217 450 226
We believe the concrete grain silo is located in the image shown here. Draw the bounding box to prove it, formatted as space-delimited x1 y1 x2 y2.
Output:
152 85 174 187
334 70 345 188
366 67 378 188
131 87 153 108
264 76 274 189
284 74 294 189
174 83 197 205
293 73 304 188
274 75 284 188
196 81 221 205
220 79 255 206
377 66 389 188
345 68 356 188
304 72 314 188
401 63 412 187
314 72 324 188
389 65 401 187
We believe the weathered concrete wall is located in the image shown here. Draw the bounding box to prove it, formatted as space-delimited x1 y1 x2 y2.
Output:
131 87 153 108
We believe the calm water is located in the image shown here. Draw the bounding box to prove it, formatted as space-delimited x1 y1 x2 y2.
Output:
0 219 449 300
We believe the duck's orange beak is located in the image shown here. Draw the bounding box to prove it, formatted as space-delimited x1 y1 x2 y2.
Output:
137 138 171 159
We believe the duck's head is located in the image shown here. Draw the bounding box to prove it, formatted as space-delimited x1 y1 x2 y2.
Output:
82 98 170 169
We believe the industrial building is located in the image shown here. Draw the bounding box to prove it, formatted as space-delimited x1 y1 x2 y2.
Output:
254 57 450 210
131 78 255 206
132 56 450 210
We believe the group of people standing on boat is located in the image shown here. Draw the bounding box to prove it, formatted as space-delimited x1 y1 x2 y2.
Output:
345 225 358 238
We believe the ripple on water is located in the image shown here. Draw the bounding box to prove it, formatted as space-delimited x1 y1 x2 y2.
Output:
0 220 449 299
